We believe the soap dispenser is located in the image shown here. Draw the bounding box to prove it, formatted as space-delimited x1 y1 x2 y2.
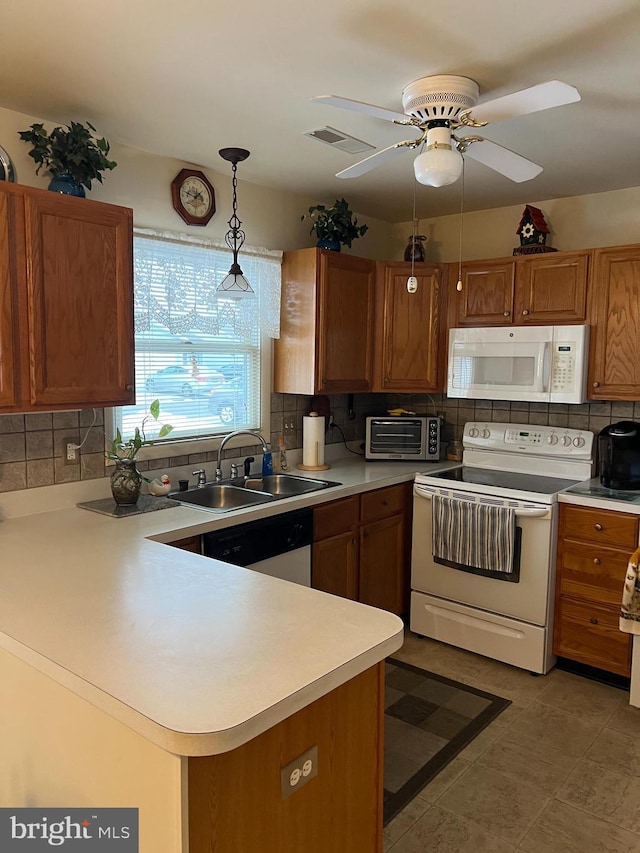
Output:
262 444 273 476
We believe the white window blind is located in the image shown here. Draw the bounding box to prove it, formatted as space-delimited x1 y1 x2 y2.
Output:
115 229 281 444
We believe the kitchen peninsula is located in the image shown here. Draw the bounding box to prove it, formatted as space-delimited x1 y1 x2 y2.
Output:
0 460 423 853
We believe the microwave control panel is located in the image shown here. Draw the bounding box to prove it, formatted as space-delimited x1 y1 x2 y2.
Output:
550 343 577 392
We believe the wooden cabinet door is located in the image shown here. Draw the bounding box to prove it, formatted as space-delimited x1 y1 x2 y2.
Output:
316 252 375 393
312 533 359 600
168 536 202 553
0 188 22 408
359 513 406 615
514 251 589 324
553 597 631 677
375 262 441 392
23 191 134 408
452 259 515 326
588 245 640 400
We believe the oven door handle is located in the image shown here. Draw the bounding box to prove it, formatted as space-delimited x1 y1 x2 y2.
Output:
413 485 551 519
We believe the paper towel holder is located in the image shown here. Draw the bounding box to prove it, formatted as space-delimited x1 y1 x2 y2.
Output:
297 411 331 471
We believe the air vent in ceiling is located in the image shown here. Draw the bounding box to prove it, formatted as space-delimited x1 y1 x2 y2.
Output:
304 126 375 155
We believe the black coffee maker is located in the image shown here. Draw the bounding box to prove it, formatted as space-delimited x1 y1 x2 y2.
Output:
598 421 640 490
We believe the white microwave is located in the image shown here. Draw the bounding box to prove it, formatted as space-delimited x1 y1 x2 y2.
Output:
447 325 589 404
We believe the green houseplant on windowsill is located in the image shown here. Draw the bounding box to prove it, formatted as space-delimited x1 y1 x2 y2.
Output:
106 400 173 506
301 197 368 251
18 120 117 197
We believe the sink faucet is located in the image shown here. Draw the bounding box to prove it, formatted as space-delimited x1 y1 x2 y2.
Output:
192 468 207 487
216 431 269 482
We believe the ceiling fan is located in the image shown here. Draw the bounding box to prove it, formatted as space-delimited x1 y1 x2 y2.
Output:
313 75 581 187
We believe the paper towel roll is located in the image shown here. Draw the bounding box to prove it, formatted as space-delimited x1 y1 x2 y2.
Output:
302 413 325 468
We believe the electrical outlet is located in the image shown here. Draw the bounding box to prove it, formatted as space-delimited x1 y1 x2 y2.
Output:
65 442 77 464
280 745 318 799
283 417 296 435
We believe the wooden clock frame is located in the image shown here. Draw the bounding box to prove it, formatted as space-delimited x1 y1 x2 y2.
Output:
171 169 216 226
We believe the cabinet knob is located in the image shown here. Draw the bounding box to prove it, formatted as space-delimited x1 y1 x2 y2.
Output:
384 376 389 384
593 557 601 565
590 617 599 625
522 309 530 316
593 381 600 388
503 311 511 317
126 384 133 391
594 523 603 531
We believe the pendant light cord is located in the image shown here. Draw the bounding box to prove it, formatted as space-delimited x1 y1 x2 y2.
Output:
410 178 417 281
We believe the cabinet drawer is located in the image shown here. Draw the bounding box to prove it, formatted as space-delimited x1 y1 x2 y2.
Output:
360 485 405 523
314 496 359 540
560 504 639 548
558 539 632 606
168 536 202 553
554 597 631 677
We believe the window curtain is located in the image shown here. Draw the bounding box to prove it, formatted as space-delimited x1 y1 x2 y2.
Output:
133 228 282 339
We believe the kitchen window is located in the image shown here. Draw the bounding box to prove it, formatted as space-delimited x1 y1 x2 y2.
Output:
111 229 281 452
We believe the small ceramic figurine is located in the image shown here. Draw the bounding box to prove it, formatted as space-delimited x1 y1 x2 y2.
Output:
148 474 172 496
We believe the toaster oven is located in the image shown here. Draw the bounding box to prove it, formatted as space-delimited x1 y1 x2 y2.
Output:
365 416 441 462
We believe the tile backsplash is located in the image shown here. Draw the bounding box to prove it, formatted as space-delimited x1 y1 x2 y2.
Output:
1 394 637 493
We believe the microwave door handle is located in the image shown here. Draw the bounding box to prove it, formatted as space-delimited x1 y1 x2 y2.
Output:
533 342 550 392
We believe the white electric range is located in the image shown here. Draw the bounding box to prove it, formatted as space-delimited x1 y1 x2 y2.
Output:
411 422 594 674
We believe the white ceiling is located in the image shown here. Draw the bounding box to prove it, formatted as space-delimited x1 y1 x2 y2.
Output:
2 0 640 222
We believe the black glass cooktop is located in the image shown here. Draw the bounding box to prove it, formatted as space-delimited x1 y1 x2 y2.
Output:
430 466 580 496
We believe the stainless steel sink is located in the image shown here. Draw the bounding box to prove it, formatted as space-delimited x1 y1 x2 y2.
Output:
170 483 275 512
245 474 341 498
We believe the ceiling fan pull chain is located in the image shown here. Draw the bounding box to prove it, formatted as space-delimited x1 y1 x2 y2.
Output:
456 159 465 292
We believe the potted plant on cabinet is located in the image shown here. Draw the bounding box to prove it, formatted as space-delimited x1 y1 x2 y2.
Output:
301 197 368 251
18 120 117 197
105 400 173 506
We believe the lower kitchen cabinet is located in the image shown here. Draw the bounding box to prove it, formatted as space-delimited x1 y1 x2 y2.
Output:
554 503 636 677
312 483 412 615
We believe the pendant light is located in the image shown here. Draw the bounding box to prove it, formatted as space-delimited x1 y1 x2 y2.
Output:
217 147 254 299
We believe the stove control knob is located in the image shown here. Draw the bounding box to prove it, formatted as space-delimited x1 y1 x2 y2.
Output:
547 434 559 445
561 434 572 447
481 428 490 439
573 436 586 448
468 427 480 438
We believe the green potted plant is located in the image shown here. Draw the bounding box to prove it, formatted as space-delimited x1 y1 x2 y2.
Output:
106 400 173 506
18 120 117 197
301 197 368 251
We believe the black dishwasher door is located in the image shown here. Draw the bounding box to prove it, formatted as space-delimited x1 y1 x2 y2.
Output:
202 508 313 567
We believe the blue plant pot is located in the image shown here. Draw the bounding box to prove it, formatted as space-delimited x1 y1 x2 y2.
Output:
48 174 86 197
316 238 341 252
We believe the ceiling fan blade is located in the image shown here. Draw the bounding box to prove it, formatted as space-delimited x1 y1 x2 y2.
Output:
312 94 409 124
462 80 581 126
336 141 416 179
463 139 543 183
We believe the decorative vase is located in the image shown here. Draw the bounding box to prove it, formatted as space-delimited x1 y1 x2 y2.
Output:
110 459 142 506
404 234 427 263
48 174 86 197
316 237 341 252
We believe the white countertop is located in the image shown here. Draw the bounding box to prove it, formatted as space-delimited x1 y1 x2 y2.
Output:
0 457 453 756
559 477 640 514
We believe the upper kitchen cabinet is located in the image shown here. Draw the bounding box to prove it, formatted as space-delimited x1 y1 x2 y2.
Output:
450 257 515 326
449 251 589 328
274 248 375 395
373 262 443 393
588 244 640 400
0 182 134 412
514 251 589 324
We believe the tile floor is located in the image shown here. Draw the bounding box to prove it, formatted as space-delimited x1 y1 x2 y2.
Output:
385 630 640 852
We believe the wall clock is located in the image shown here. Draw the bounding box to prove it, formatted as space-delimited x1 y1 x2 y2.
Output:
171 169 216 226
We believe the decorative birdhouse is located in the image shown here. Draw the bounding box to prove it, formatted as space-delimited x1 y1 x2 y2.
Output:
513 205 557 255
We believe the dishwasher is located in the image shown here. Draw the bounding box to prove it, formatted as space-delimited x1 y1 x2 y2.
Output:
202 508 313 586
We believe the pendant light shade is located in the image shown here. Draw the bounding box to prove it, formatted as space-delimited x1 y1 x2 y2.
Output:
218 147 255 299
413 126 463 188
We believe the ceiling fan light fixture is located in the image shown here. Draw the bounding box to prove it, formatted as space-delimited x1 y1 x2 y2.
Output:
413 126 463 187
